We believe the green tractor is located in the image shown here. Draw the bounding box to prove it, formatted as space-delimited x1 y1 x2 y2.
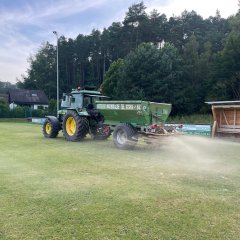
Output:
43 87 175 149
43 87 111 142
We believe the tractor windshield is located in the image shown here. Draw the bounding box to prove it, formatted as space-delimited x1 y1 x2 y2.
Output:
83 95 100 109
83 94 109 110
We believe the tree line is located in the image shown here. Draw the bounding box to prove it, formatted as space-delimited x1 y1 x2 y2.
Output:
17 2 240 115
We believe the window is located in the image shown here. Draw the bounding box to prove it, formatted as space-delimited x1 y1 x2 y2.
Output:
93 97 100 103
83 97 91 107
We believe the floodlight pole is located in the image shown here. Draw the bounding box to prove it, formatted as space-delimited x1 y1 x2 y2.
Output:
53 31 59 114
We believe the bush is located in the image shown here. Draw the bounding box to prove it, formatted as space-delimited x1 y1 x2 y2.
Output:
0 100 9 117
0 101 48 118
10 106 26 118
32 109 48 118
48 99 57 116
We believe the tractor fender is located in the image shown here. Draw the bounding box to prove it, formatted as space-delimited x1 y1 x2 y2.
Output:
45 116 61 129
67 108 89 116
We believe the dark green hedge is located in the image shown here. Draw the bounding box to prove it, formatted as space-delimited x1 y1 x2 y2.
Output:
0 100 56 118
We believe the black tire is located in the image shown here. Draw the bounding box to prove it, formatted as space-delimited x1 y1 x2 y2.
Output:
62 111 89 141
113 124 138 150
42 117 60 138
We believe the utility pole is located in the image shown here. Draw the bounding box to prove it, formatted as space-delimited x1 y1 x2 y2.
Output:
53 31 59 114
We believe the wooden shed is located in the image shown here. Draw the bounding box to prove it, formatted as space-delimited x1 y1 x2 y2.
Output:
206 101 240 139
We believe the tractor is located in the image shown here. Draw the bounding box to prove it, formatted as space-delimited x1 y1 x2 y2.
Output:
43 87 176 149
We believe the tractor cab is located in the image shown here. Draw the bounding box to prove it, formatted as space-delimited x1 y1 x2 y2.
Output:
60 87 108 115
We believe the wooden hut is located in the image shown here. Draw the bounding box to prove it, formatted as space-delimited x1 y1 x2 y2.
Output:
206 101 240 139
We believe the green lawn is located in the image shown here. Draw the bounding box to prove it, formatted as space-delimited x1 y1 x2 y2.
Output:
0 123 240 240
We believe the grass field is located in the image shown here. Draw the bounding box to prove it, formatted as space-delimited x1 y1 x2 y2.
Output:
0 122 240 240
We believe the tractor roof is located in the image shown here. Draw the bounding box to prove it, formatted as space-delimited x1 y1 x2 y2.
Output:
71 89 102 95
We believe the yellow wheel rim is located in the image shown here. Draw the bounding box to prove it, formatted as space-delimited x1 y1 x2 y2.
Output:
66 117 76 136
45 122 52 135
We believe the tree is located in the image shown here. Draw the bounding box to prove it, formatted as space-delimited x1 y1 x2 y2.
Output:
20 42 56 99
48 99 57 116
182 34 211 113
102 43 185 114
165 10 205 54
204 11 230 53
75 34 90 87
0 100 9 117
18 2 239 114
0 81 16 89
209 32 240 100
147 9 167 45
122 2 148 52
101 59 124 98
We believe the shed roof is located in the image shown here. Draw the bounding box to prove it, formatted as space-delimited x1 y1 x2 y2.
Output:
9 89 48 105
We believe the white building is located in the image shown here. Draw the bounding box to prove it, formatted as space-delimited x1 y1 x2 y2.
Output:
8 89 48 110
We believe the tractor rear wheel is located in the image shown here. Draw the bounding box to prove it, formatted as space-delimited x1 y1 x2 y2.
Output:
42 117 60 138
63 111 89 141
113 124 138 150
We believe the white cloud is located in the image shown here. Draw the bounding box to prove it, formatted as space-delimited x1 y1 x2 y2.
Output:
37 0 107 20
0 21 38 83
0 0 108 83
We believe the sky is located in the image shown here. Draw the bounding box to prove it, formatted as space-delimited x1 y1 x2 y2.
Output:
0 0 239 84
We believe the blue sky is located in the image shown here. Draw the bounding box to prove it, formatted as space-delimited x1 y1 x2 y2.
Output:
0 0 238 83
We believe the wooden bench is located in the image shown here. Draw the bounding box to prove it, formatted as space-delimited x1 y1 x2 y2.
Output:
217 125 240 133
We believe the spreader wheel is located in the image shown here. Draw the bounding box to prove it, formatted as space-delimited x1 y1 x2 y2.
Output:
113 124 138 150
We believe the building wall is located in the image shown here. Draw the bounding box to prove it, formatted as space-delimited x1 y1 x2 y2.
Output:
33 104 48 110
9 103 48 110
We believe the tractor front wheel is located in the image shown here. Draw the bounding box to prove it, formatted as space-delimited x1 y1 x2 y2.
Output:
42 117 60 138
63 111 89 141
113 124 138 150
